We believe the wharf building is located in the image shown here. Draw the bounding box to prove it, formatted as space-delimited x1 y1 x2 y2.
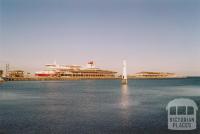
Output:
0 70 3 77
7 70 24 78
131 71 176 78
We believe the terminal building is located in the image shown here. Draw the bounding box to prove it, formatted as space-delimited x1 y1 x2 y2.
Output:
130 71 176 78
0 70 3 77
35 61 117 79
7 70 24 78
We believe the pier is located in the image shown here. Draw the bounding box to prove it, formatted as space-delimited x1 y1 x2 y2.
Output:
3 77 120 81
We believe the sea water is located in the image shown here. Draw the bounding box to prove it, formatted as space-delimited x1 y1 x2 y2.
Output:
0 78 200 134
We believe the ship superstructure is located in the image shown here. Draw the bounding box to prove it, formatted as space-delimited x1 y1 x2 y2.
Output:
35 61 117 78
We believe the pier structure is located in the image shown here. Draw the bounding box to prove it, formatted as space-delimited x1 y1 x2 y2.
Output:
121 60 128 85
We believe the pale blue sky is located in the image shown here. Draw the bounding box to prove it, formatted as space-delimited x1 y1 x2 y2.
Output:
0 0 200 75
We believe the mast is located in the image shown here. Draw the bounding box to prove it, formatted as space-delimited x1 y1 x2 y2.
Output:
122 60 128 85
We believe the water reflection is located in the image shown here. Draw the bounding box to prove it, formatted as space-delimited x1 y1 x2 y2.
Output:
120 84 131 126
120 85 130 109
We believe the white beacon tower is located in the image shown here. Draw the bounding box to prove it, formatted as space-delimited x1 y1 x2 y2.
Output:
122 60 128 85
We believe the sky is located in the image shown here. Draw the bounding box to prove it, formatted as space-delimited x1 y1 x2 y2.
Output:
0 0 200 76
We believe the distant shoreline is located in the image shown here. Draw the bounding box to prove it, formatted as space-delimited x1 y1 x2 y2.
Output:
1 76 197 82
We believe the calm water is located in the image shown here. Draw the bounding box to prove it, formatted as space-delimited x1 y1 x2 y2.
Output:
0 78 200 134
